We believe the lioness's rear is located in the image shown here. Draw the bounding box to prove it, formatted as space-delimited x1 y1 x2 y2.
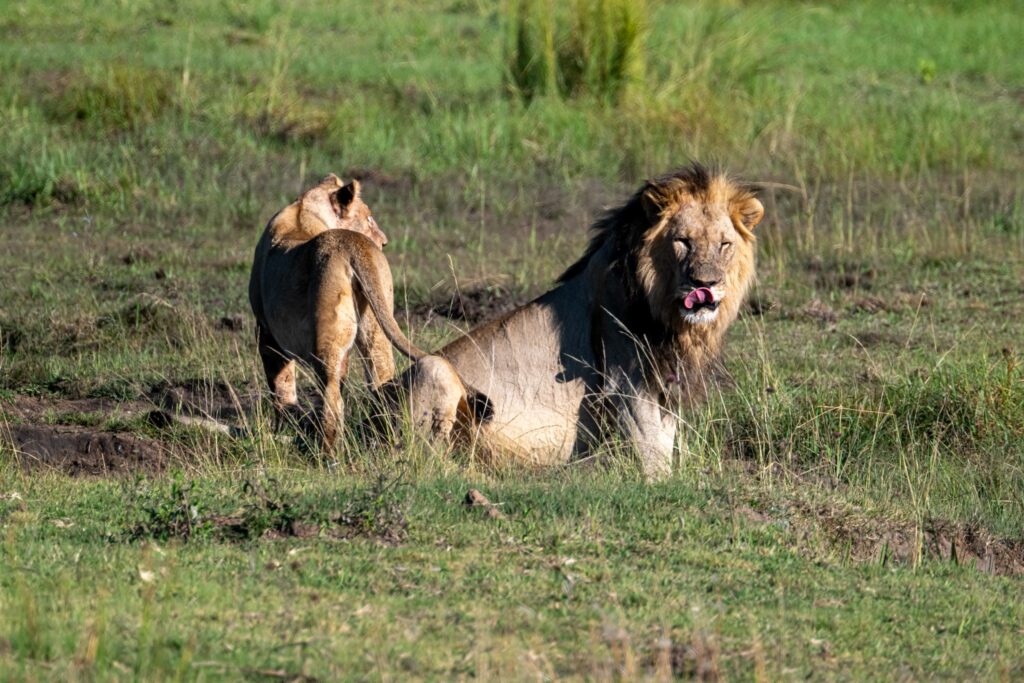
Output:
248 175 425 450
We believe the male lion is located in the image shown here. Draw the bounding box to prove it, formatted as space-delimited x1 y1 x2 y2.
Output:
249 174 425 449
397 163 764 478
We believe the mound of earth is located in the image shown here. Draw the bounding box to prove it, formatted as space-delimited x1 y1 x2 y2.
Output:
8 423 166 476
1 382 258 477
411 284 526 326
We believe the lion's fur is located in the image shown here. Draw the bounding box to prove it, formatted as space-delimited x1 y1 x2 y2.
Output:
402 163 763 477
249 174 424 449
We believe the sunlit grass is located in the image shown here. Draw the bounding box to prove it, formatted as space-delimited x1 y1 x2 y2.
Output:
0 0 1023 678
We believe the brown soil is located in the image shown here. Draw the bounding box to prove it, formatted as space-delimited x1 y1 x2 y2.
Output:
412 284 527 326
148 378 259 422
7 423 167 476
2 394 161 476
729 460 1024 576
2 394 149 423
1 380 259 476
772 500 1024 576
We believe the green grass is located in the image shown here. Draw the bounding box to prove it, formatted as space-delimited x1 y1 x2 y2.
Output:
505 0 647 102
2 468 1023 680
1 0 1023 678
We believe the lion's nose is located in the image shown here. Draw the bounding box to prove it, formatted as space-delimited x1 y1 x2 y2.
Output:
690 276 720 289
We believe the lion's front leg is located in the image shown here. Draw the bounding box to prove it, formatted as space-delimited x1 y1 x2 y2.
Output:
618 394 676 481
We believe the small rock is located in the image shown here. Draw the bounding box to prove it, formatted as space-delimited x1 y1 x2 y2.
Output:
464 489 505 519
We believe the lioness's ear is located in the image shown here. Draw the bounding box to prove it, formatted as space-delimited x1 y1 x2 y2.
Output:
320 173 343 188
731 196 764 238
333 180 361 217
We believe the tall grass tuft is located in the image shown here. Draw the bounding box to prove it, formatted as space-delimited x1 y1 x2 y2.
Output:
505 0 647 103
45 64 177 131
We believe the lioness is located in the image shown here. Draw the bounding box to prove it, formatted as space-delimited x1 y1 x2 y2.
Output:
397 164 764 478
249 174 425 449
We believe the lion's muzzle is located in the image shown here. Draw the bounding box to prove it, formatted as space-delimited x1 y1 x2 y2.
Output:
682 287 717 311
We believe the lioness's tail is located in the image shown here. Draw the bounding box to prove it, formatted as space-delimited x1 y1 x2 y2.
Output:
350 248 426 362
350 243 494 426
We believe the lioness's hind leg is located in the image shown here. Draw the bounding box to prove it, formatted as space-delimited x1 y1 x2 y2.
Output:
403 355 468 442
354 290 396 389
313 351 350 451
257 325 297 420
313 320 357 452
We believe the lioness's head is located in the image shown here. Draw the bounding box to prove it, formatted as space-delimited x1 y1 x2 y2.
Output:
297 174 388 248
635 165 763 330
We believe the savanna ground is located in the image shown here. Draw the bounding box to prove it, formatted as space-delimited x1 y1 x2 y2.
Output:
1 0 1023 679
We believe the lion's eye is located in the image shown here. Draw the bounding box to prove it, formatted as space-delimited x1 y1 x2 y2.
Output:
721 241 733 251
674 237 691 250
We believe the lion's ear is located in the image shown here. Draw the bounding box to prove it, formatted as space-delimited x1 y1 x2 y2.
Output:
641 178 684 222
333 180 361 217
731 196 764 238
640 185 663 221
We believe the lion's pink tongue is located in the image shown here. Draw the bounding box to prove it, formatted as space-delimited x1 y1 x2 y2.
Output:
683 287 715 310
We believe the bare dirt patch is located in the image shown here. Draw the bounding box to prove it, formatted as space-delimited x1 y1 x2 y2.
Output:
148 378 259 422
2 394 148 422
0 384 257 476
757 500 1024 576
412 284 526 326
2 394 166 475
6 423 167 476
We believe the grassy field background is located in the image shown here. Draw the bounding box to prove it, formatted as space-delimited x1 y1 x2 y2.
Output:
1 0 1023 679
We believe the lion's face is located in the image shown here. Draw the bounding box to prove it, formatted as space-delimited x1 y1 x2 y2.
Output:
638 183 764 329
